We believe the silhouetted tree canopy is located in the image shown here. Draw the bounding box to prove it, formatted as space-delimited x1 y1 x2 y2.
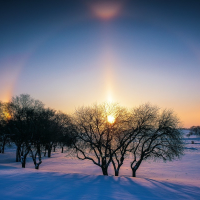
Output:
2 94 74 169
0 94 184 176
128 104 184 177
72 103 131 175
72 103 184 176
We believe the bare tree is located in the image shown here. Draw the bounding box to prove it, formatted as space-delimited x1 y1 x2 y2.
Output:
110 104 159 176
9 94 44 165
129 104 184 177
2 95 184 176
88 103 184 177
72 103 131 175
1 94 75 169
23 107 64 169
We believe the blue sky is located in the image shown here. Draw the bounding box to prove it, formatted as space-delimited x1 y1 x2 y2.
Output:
0 0 200 127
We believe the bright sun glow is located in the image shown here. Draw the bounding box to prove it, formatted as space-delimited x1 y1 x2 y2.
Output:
3 111 11 120
107 94 113 103
107 115 115 124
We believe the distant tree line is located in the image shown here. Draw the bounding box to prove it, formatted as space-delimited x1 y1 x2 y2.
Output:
187 126 200 137
0 94 185 177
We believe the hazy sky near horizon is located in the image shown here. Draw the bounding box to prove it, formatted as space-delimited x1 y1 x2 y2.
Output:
0 0 200 127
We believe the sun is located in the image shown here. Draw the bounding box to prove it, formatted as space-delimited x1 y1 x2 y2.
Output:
107 115 115 124
3 111 11 120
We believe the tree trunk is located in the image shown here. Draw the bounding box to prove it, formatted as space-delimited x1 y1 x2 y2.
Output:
22 161 26 168
112 160 122 176
111 154 124 177
115 170 119 176
53 145 56 152
112 161 120 176
44 147 47 157
35 163 40 169
1 140 5 153
21 145 24 157
16 146 20 162
30 146 42 170
34 149 42 169
131 159 143 177
101 157 108 175
21 146 31 168
16 147 19 162
2 146 4 153
48 146 51 157
61 146 63 153
132 168 136 177
21 155 26 168
102 167 108 175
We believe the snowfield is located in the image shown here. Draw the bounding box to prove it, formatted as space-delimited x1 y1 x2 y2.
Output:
0 130 200 200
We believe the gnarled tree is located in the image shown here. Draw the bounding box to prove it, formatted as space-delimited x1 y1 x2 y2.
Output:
129 104 184 177
72 103 131 176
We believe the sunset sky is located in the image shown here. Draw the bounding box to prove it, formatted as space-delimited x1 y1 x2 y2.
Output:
0 0 200 127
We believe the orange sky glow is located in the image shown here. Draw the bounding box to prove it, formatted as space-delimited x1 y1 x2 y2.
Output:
0 0 200 128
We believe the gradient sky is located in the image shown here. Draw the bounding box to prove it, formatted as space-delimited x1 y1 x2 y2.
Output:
0 0 200 127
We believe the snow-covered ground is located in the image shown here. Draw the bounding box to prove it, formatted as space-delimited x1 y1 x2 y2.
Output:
0 130 200 199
